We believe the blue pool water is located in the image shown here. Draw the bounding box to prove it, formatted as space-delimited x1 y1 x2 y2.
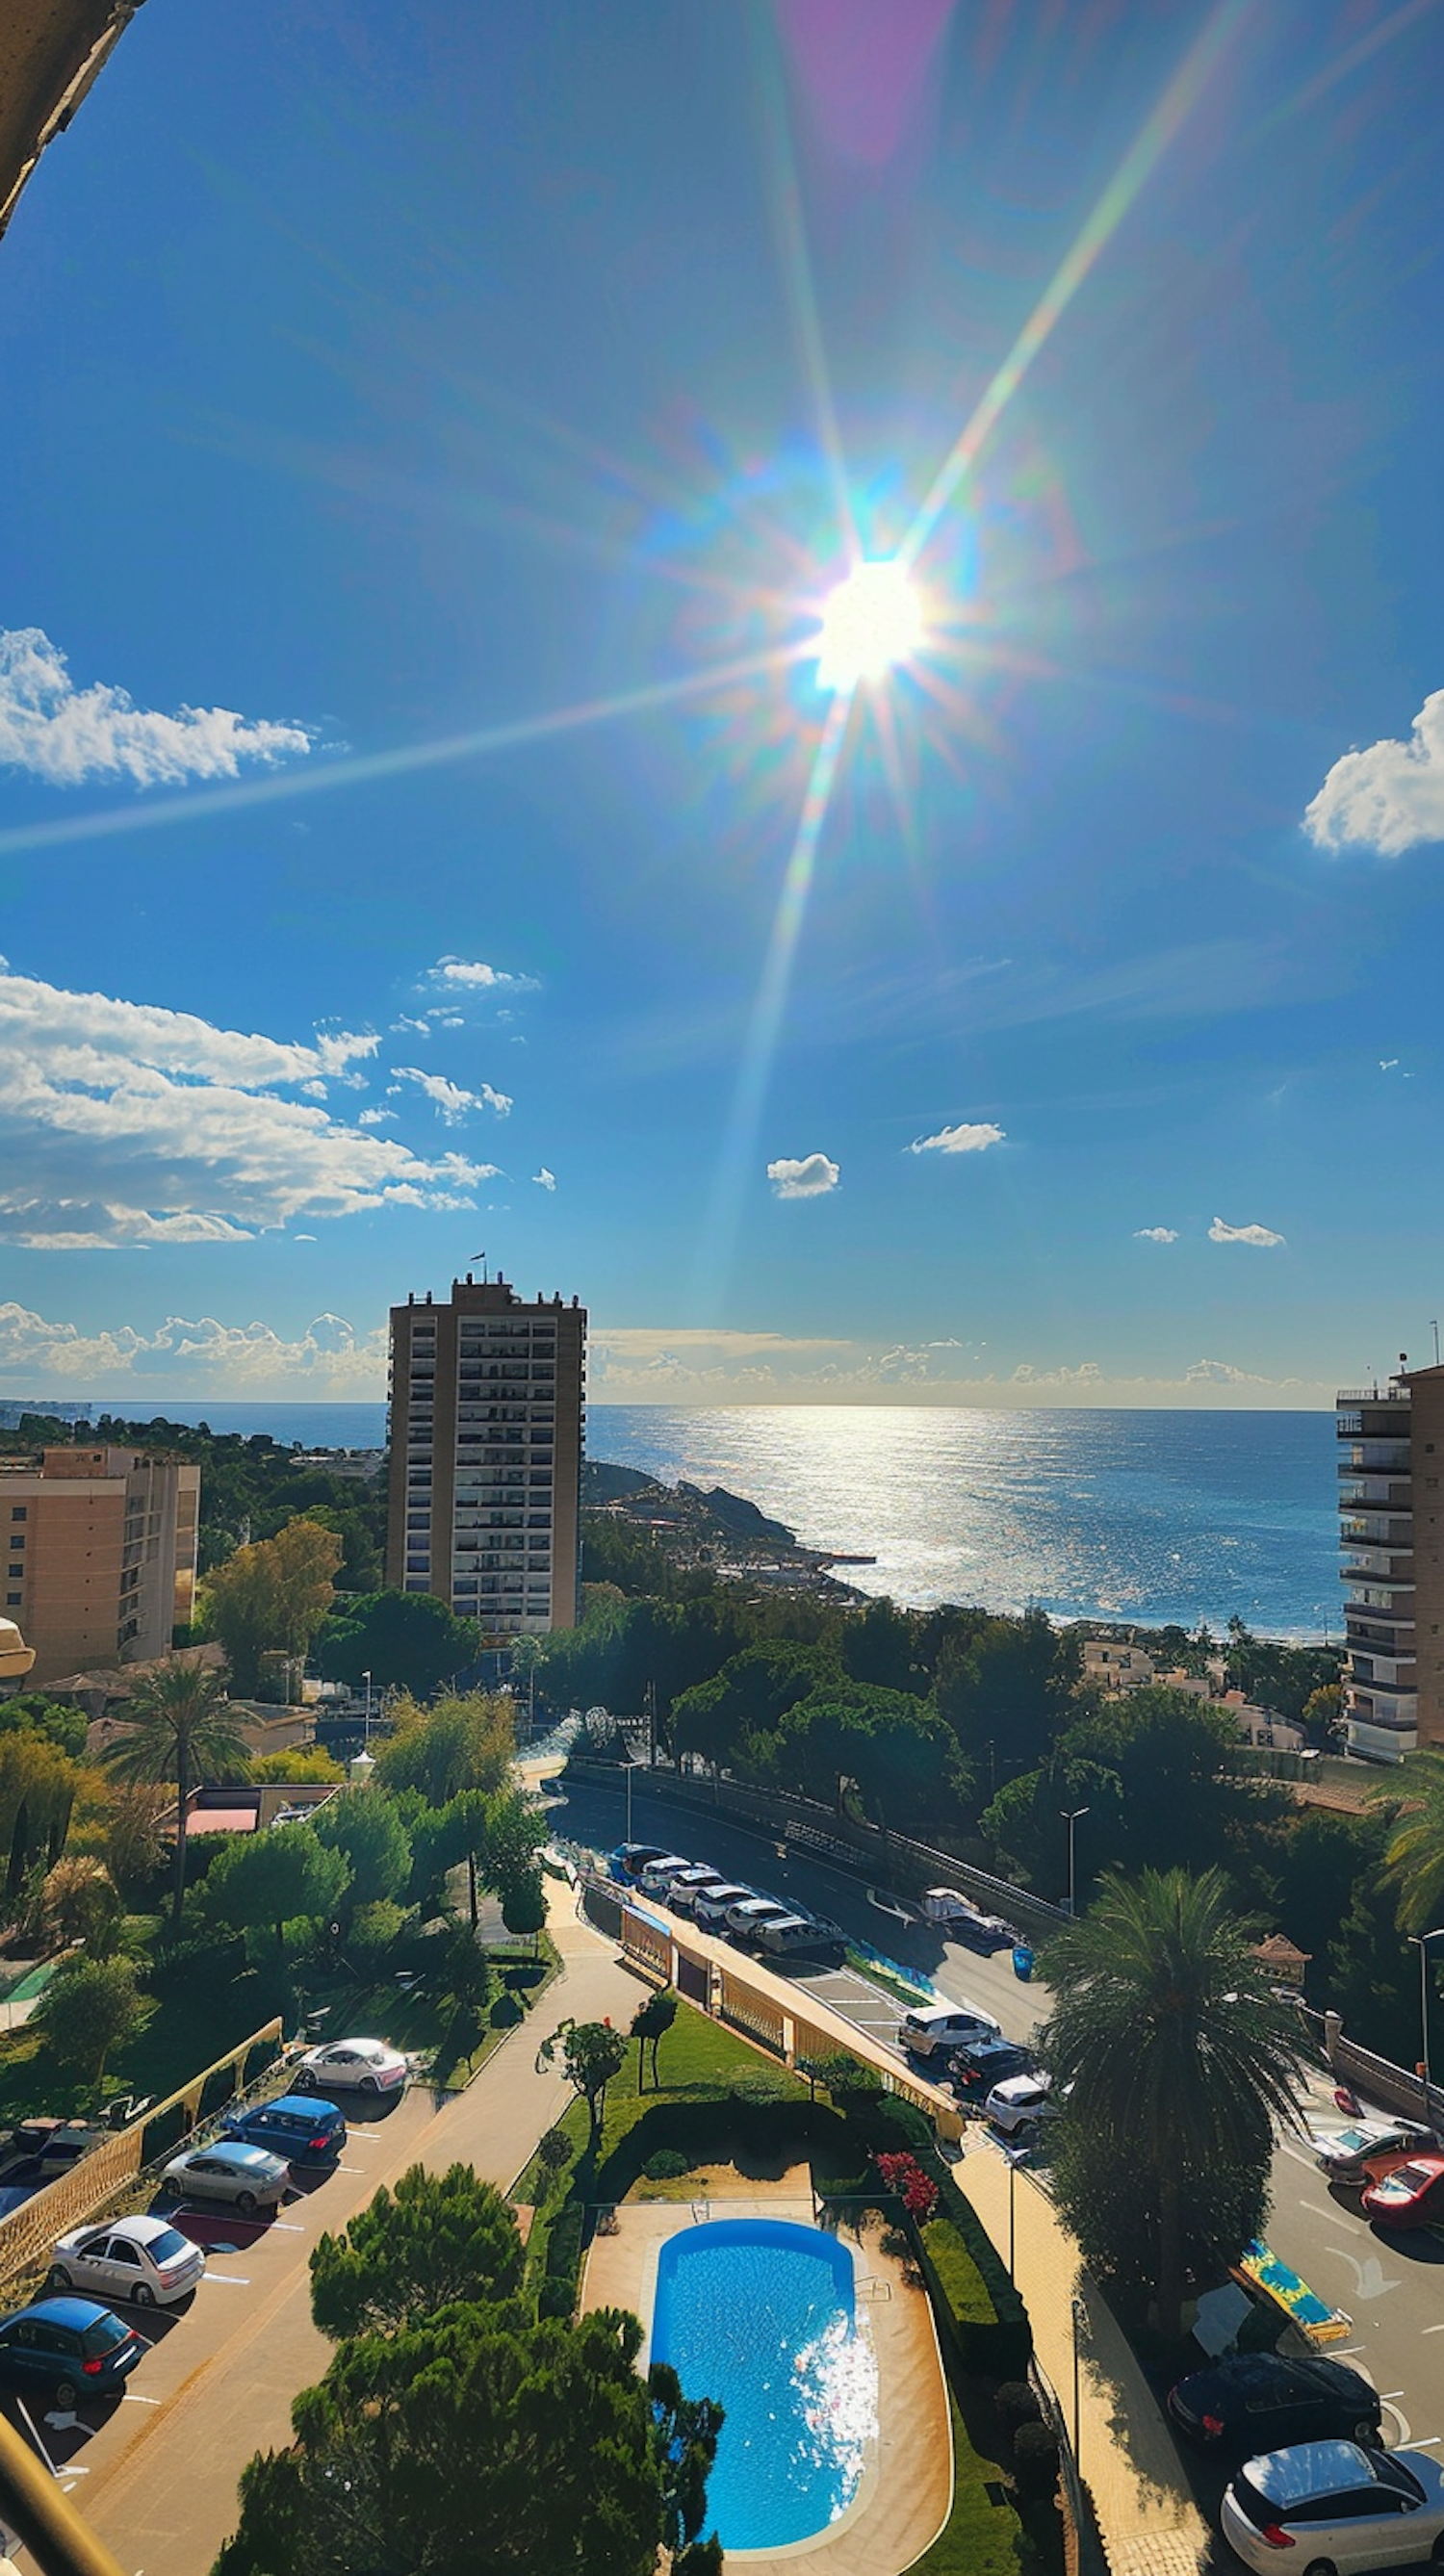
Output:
650 2217 878 2550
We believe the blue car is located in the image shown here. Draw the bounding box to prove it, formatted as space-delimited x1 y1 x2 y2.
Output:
221 2094 347 2165
0 2296 143 2406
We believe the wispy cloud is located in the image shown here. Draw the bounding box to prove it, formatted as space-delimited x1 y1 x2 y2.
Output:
0 967 483 1248
908 1121 1005 1156
1304 689 1444 856
388 1066 512 1122
0 628 311 789
425 957 540 995
357 1106 396 1127
1209 1216 1285 1248
767 1152 839 1198
532 1167 556 1191
1134 1225 1178 1243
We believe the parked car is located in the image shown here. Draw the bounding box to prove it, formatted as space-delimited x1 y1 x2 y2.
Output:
294 2038 408 2096
634 1856 694 1893
692 1883 756 1929
222 2095 347 2166
724 1896 795 1940
920 1889 1017 1947
0 2117 65 2180
1220 2438 1444 2573
47 2215 206 2309
608 1842 671 1883
162 2140 291 2213
754 1915 846 1963
946 2037 1034 2097
985 2074 1058 2134
665 1868 731 1917
899 2001 1002 2060
0 2297 144 2406
38 2123 107 2181
1312 2118 1432 2185
1168 2353 1382 2455
1360 2152 1444 2229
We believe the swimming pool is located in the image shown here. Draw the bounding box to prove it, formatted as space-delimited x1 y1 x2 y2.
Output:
650 2217 879 2551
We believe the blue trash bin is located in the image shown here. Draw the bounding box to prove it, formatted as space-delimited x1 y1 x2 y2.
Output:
1012 1944 1034 1982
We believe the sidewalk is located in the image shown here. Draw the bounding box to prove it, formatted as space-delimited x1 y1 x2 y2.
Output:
956 2144 1212 2576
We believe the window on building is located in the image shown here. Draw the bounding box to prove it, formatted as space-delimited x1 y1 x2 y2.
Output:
5 1593 19 1609
10 1507 25 1522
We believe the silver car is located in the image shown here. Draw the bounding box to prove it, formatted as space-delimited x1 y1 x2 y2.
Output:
48 2214 206 2308
1221 2438 1444 2572
163 2141 290 2213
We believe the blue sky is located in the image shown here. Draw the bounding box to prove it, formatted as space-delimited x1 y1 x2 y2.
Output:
1 0 1443 1410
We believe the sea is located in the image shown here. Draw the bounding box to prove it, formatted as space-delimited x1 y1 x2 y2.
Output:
90 1398 1341 1641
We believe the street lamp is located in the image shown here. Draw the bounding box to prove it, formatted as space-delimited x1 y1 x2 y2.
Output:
362 1669 373 1748
1061 1808 1090 1917
1406 1927 1444 2120
1070 2293 1086 2467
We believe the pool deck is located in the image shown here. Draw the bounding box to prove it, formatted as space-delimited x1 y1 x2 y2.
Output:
580 2170 951 2576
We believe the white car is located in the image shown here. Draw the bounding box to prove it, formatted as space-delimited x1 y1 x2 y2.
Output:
985 2074 1058 2134
1312 2119 1432 2185
1221 2438 1444 2572
899 2001 1002 2059
295 2037 408 2096
163 2140 291 2212
48 2214 206 2308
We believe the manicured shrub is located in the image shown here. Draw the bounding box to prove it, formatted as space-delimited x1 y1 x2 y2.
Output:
1011 2419 1059 2499
643 2148 692 2180
994 2380 1042 2438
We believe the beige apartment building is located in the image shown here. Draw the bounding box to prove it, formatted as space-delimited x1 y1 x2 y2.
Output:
1336 1360 1444 1758
385 1274 585 1636
0 1446 200 1685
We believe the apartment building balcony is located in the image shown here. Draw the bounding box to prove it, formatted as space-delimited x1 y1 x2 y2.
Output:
1339 1511 1412 1547
1338 1440 1411 1475
1338 1476 1413 1509
1348 1649 1418 1688
1339 1546 1414 1583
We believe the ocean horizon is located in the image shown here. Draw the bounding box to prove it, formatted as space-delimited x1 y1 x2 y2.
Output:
65 1396 1340 1639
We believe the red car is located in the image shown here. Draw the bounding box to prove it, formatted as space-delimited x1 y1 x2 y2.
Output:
1360 2151 1444 2228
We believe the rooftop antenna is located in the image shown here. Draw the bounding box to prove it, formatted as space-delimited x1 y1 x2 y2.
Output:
1433 1320 1440 1367
471 1249 488 1282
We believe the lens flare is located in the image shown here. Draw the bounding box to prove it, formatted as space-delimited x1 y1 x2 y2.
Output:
815 559 923 693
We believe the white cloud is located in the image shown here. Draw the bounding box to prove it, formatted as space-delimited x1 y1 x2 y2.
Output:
0 628 311 789
908 1121 1005 1156
0 966 487 1248
422 958 540 1009
388 1066 512 1122
1010 1361 1103 1386
1135 1226 1178 1243
1209 1216 1286 1248
293 1234 317 1243
1304 691 1444 857
1185 1357 1271 1385
767 1152 840 1199
532 1167 556 1191
1380 1058 1399 1071
356 1106 396 1127
0 1300 389 1396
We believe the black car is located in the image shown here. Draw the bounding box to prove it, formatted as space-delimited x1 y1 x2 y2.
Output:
1167 2351 1382 2455
946 2037 1034 2095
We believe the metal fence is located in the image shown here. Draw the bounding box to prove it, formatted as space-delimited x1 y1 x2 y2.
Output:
0 2017 285 2288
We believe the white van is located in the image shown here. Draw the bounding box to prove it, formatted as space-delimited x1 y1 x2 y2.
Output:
985 2074 1057 2133
898 2001 1002 2059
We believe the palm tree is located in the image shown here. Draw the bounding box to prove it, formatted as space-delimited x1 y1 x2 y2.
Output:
1373 1748 1444 1933
102 1659 249 1922
1041 1867 1306 2338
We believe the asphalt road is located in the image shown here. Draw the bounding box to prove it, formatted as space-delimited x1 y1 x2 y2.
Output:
548 1770 1444 2455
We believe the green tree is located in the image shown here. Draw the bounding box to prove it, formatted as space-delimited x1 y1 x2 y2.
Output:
102 1657 250 1922
42 1855 122 1956
204 1518 344 1694
314 1589 481 1698
500 1871 548 1948
648 2361 724 2572
205 1824 350 1952
246 1749 347 1785
537 2017 629 2140
312 1790 411 1915
1042 1868 1306 2336
373 1691 513 1808
0 1693 88 1759
935 1610 1082 1781
213 2302 666 2576
631 1986 679 2092
310 2163 522 2340
1375 1748 1444 1933
99 1782 167 1900
34 1953 153 2089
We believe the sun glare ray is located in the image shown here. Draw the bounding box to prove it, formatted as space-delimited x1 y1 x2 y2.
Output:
899 0 1251 572
0 644 813 859
691 684 854 1306
751 7 861 568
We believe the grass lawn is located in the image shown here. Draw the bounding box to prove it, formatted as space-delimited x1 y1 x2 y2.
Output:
908 2390 1032 2576
295 1934 562 2093
0 1955 291 2125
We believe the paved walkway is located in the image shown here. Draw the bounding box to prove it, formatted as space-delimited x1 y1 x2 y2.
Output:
955 2144 1213 2576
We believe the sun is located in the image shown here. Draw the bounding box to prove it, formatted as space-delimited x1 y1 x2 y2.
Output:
814 558 924 693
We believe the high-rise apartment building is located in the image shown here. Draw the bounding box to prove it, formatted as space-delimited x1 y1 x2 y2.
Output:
385 1275 585 1635
0 1446 200 1686
1335 1359 1444 1759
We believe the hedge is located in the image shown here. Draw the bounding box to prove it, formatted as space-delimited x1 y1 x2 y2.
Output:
912 2168 1032 2383
907 2392 1027 2576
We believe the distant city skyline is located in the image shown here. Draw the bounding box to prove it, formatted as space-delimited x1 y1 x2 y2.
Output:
2 6 1443 1410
